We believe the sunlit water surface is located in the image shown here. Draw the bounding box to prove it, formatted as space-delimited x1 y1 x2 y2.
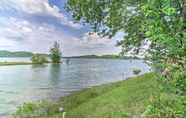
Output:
0 58 151 117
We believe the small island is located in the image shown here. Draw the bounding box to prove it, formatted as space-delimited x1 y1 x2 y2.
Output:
0 41 62 66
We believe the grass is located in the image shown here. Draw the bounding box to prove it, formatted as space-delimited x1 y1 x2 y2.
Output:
0 61 59 66
14 73 161 118
0 62 34 66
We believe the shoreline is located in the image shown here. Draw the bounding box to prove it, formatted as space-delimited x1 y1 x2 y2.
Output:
13 73 161 118
0 58 145 66
0 62 62 66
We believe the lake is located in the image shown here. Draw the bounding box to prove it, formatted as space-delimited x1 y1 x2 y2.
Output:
0 58 150 117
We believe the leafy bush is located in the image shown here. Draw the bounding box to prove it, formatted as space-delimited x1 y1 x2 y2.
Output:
13 101 61 118
31 54 48 64
142 94 186 118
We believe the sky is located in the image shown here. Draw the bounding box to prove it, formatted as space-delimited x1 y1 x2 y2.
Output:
0 0 123 56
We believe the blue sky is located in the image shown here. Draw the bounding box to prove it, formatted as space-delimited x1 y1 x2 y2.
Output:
0 0 123 56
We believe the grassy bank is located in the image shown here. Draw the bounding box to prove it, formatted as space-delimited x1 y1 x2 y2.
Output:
0 62 34 66
14 73 161 118
0 61 61 66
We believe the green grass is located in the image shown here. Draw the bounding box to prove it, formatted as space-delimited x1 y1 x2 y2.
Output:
14 73 161 118
0 61 57 66
0 62 34 66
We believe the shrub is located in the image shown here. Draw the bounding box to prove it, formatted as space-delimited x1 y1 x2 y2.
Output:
13 101 61 118
142 95 186 118
31 54 48 64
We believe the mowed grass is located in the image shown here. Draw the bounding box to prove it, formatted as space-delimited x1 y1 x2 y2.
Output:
14 73 160 118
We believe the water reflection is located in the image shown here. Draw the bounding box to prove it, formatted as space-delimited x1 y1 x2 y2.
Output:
31 64 48 69
66 59 70 65
49 64 61 86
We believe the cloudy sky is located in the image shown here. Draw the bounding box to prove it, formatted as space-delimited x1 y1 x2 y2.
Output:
0 0 123 56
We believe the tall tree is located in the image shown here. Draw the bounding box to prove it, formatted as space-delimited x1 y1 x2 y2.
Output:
66 0 186 117
66 0 146 53
66 0 186 87
66 0 185 57
50 41 62 63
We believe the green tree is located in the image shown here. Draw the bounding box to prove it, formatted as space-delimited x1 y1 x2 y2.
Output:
50 41 62 63
67 0 186 91
31 54 48 64
141 0 186 91
66 0 185 66
66 0 186 117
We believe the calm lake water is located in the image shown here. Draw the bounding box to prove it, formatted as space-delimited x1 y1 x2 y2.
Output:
0 58 150 117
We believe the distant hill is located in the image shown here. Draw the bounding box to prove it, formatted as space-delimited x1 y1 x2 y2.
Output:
0 50 48 57
0 50 141 59
64 54 141 59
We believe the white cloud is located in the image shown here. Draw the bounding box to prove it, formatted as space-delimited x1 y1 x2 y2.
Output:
0 1 121 56
61 32 121 56
63 20 83 29
18 0 63 18
0 0 82 29
0 0 61 16
0 17 61 52
81 32 111 44
0 0 19 11
0 38 18 46
0 18 121 56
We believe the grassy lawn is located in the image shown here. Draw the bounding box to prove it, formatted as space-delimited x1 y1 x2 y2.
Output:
14 73 161 118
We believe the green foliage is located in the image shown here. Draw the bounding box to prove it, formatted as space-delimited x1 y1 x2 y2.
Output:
50 41 62 63
31 54 48 64
13 101 61 118
66 0 147 53
67 0 186 117
66 0 186 67
142 94 186 118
